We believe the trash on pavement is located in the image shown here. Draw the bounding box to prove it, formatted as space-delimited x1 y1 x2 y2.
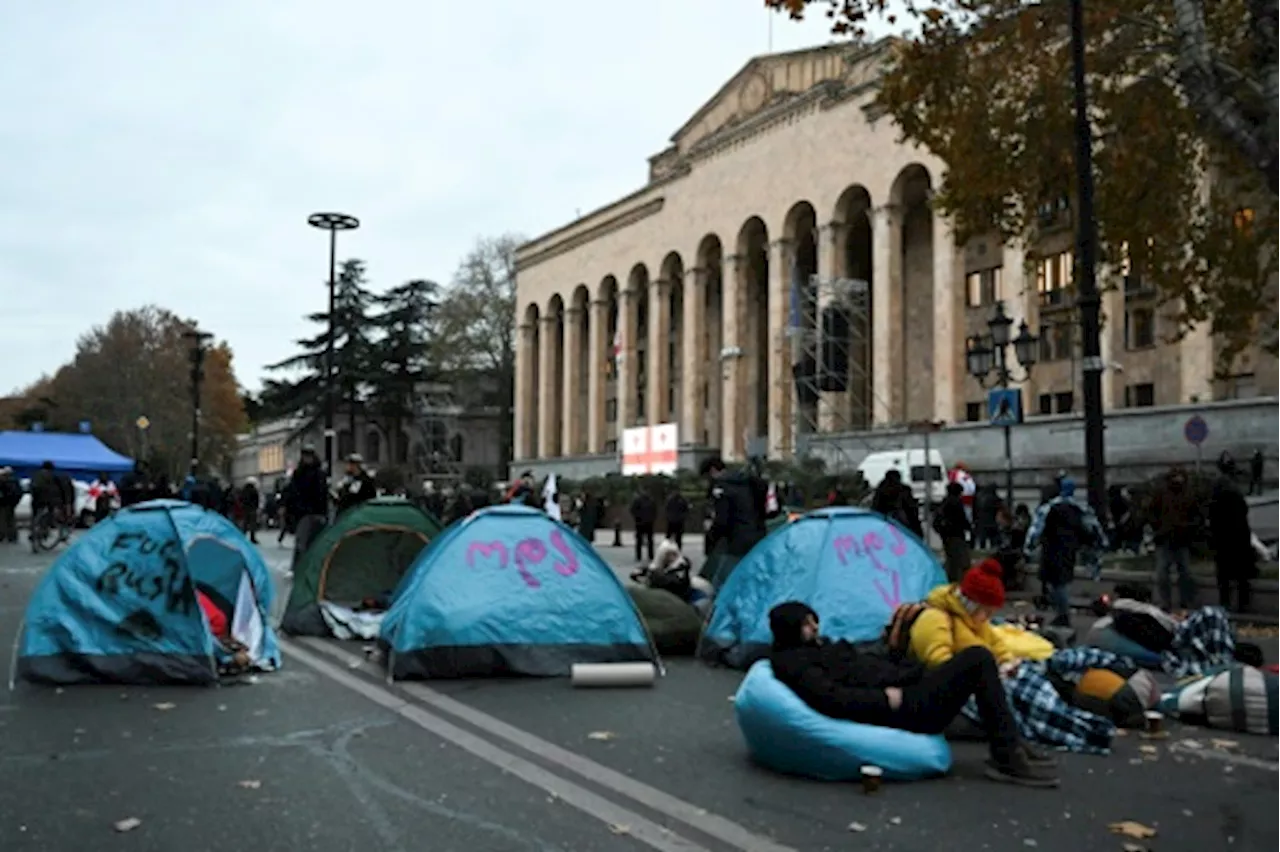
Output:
113 818 142 833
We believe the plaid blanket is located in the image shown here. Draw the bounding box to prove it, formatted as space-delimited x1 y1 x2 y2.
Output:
962 646 1120 754
1162 606 1236 678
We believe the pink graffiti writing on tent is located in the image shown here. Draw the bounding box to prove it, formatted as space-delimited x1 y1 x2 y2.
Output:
547 530 579 577
830 524 906 608
466 540 509 569
513 537 548 588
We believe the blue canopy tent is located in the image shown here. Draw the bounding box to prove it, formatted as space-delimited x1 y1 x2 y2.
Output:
15 500 281 686
698 507 947 669
380 505 661 679
0 431 134 481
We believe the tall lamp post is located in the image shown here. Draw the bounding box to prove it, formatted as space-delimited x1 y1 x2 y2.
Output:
1069 0 1107 516
965 301 1039 508
307 212 360 477
183 328 214 472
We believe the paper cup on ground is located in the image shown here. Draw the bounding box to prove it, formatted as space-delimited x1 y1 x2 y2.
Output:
570 662 656 689
860 765 883 794
1144 711 1164 734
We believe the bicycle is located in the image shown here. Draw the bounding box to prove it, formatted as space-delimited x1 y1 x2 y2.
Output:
30 506 71 554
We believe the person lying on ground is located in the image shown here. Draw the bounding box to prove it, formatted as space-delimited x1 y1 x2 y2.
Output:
768 601 1059 788
909 559 1021 671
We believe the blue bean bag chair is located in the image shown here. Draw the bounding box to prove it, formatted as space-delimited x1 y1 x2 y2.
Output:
734 660 952 781
1085 619 1163 669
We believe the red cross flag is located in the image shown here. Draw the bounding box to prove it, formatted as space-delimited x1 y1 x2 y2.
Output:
621 424 678 475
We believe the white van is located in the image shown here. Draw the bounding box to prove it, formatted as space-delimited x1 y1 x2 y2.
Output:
856 449 948 505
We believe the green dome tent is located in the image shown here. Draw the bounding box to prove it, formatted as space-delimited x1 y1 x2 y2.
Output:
281 498 442 637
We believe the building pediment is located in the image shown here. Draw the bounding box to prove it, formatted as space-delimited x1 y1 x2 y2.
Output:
667 41 891 156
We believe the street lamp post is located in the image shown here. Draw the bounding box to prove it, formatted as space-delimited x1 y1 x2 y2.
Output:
183 328 214 472
966 301 1040 509
307 212 360 477
1069 0 1108 517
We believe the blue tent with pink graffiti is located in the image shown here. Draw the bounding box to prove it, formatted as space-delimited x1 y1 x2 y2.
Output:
380 505 660 679
698 507 946 669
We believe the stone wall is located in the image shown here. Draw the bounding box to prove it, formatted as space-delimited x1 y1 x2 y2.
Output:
513 397 1279 485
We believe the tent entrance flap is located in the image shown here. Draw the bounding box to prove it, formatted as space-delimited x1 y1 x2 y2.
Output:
318 526 430 602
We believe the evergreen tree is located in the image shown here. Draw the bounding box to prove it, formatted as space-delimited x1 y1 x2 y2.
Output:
367 278 442 465
262 259 377 440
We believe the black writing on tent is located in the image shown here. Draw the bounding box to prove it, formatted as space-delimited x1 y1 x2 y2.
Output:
96 530 196 616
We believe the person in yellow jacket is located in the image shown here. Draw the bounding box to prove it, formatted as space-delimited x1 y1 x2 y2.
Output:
911 559 1019 669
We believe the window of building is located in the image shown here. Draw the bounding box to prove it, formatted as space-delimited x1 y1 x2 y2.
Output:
1038 394 1053 415
1124 383 1155 408
668 386 677 415
605 397 617 422
604 439 617 454
1040 322 1074 361
366 431 381 464
1036 251 1073 307
966 401 983 422
338 431 354 459
1120 238 1155 295
1125 308 1155 349
1219 373 1257 400
965 267 1004 308
1054 392 1074 414
1234 207 1255 235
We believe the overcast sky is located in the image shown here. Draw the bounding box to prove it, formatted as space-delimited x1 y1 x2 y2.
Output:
0 1 864 396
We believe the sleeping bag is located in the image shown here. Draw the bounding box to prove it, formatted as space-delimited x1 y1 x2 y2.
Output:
627 586 703 656
1162 665 1279 736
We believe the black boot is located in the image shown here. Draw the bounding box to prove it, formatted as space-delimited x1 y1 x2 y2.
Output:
985 751 1060 788
1019 741 1059 768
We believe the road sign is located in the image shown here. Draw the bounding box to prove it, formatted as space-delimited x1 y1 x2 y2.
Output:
1184 415 1209 446
136 416 150 431
987 388 1023 427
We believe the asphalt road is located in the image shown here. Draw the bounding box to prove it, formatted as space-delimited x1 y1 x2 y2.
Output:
1 535 1277 852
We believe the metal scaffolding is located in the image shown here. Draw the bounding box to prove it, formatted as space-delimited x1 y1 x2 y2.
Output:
411 381 465 483
789 273 876 472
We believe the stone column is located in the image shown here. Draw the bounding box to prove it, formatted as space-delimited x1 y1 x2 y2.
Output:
562 305 583 455
587 298 608 453
648 278 672 426
514 321 534 461
537 315 558 459
720 254 745 460
932 215 964 424
768 238 795 457
617 286 638 433
816 222 848 432
1179 318 1214 403
1099 282 1123 408
871 203 902 425
681 267 707 446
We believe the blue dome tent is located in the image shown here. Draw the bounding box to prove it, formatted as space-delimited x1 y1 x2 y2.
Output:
698 507 946 669
381 505 660 679
15 500 281 686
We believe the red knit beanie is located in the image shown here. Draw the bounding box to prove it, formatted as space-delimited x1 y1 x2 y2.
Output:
959 559 1006 609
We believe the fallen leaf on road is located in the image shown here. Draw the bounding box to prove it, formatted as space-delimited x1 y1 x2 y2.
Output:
1138 745 1158 755
152 702 176 711
848 822 867 832
113 817 142 833
217 704 227 712
1114 728 1127 737
1178 738 1203 749
1023 839 1038 847
1121 844 1146 852
1108 821 1156 839
1211 738 1239 750
587 731 616 741
889 817 901 826
608 823 631 835
237 780 261 789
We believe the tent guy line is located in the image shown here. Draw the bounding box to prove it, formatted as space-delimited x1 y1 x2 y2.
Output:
281 637 725 852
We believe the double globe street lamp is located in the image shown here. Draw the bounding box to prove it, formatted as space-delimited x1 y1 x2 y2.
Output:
965 301 1039 509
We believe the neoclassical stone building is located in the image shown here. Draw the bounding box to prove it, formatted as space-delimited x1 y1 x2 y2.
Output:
513 41 1277 472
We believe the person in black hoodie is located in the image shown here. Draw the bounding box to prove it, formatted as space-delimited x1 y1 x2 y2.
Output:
699 456 767 588
767 601 1058 788
288 446 331 571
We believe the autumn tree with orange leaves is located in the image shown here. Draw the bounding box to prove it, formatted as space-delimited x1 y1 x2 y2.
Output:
767 0 1278 367
5 306 246 478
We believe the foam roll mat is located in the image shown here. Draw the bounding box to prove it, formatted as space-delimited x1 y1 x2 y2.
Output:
570 662 657 688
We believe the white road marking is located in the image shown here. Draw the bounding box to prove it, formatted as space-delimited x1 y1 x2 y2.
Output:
282 638 727 852
292 637 797 852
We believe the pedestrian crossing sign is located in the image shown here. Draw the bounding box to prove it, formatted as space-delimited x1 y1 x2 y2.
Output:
987 388 1023 427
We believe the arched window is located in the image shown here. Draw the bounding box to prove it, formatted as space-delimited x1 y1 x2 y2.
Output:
366 431 382 464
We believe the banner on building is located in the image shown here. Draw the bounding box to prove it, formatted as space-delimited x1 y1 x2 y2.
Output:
621 423 678 475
